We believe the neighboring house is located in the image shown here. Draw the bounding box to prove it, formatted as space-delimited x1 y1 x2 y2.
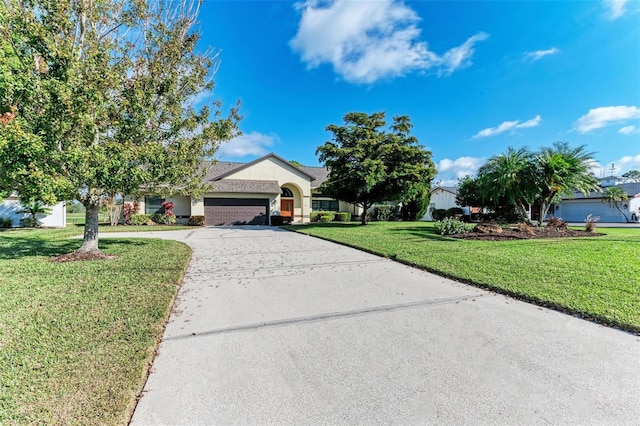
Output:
128 153 362 226
0 195 66 227
554 182 640 223
423 186 466 221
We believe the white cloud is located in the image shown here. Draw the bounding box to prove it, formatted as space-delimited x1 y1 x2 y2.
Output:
591 155 640 177
436 156 485 184
605 0 628 19
573 106 640 133
217 132 277 158
472 115 542 138
524 47 560 62
289 0 488 84
619 125 637 134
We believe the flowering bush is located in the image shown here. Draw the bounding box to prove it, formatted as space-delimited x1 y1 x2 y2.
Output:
123 201 140 224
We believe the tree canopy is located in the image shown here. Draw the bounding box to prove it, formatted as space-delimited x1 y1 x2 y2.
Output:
602 187 630 222
0 0 239 254
316 112 436 225
622 170 640 180
456 142 599 224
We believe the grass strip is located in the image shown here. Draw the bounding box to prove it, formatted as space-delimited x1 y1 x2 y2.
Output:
284 222 640 334
0 227 191 424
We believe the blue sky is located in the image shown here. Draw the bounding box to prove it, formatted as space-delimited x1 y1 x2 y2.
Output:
196 0 640 185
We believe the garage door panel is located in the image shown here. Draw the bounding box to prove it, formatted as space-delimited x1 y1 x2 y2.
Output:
204 198 269 226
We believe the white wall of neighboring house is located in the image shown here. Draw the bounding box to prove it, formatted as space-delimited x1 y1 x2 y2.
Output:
422 187 464 221
0 197 66 227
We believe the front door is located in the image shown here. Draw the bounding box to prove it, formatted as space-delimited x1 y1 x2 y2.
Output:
281 199 294 217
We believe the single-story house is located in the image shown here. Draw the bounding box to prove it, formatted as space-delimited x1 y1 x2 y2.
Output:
423 186 468 220
128 153 362 226
0 195 66 227
554 182 640 223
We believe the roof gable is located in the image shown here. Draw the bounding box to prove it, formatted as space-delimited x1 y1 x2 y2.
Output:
210 153 316 182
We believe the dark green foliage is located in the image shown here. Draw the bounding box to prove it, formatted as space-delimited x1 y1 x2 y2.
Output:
316 112 436 225
400 196 430 221
311 211 335 222
431 209 447 221
372 205 397 221
0 216 13 228
270 215 292 226
19 217 38 228
66 202 85 214
150 213 175 225
446 207 464 217
187 215 205 226
333 212 351 222
130 214 151 226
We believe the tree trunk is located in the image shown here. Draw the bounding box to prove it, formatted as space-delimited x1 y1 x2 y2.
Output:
360 202 369 225
78 203 100 253
539 201 550 226
616 206 631 222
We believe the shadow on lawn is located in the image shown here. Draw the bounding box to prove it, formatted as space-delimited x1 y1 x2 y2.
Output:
0 237 146 260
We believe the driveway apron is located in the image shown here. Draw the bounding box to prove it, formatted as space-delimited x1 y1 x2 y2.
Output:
109 227 640 425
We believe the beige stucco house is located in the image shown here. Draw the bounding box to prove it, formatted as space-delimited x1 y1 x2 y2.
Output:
128 153 361 226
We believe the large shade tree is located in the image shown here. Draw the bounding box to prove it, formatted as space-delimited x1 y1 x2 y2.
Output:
316 112 436 225
0 0 240 255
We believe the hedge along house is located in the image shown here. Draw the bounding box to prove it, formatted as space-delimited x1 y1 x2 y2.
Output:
554 182 640 223
127 153 362 226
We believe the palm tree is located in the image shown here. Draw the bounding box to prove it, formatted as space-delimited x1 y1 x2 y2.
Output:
534 142 600 225
602 187 631 222
477 146 537 223
18 201 52 227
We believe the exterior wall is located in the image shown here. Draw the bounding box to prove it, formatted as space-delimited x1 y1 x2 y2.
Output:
556 198 632 223
223 157 313 223
0 198 66 227
124 195 192 223
423 189 460 221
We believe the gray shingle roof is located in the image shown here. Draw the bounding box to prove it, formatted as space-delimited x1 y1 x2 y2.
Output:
562 182 640 199
297 166 329 188
205 161 244 181
210 179 282 194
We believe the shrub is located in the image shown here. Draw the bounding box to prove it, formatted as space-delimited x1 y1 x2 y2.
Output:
123 201 140 224
150 213 176 225
130 214 152 225
446 207 464 218
372 205 397 221
319 214 334 223
546 216 567 229
187 215 205 226
311 211 333 222
334 212 350 222
434 217 474 236
270 215 292 226
431 208 447 221
585 214 599 233
19 217 38 228
0 216 13 228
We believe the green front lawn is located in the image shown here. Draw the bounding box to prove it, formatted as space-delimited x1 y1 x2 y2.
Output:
0 227 191 424
285 222 640 333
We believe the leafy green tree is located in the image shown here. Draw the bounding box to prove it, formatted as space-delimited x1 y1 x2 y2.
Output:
0 0 239 254
622 170 640 180
477 147 537 222
534 142 599 224
602 187 630 222
316 112 436 225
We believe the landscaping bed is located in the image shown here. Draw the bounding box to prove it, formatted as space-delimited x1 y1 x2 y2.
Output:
453 224 604 240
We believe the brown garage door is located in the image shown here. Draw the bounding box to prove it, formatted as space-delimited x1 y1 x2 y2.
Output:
204 198 269 226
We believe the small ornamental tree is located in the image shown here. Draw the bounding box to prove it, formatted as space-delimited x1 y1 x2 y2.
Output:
316 112 436 225
0 0 240 256
602 187 630 222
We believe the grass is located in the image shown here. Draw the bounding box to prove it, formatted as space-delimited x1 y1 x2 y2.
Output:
0 226 192 425
284 222 640 333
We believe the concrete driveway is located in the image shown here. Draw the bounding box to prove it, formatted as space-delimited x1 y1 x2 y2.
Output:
110 227 639 425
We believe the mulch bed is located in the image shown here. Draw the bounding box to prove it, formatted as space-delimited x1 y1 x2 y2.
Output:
453 225 604 241
50 251 116 262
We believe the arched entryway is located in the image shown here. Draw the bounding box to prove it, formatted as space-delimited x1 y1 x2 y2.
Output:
280 183 302 222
